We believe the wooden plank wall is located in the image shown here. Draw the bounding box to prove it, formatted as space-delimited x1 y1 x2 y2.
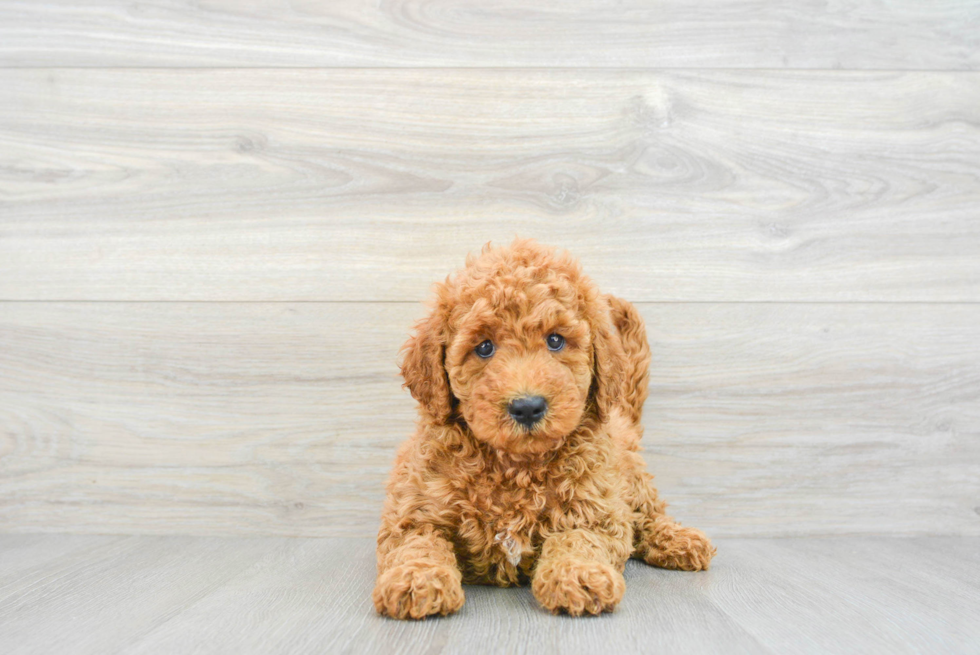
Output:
1 1 978 538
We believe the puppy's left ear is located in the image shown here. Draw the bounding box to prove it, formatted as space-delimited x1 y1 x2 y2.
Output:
399 304 455 423
589 301 628 422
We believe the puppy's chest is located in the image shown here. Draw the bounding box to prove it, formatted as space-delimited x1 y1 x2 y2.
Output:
451 474 552 583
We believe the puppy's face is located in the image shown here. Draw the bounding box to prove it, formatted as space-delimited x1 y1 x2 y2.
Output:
401 241 622 455
443 281 594 454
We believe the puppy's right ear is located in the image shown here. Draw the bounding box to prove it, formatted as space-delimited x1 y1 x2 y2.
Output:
399 305 454 423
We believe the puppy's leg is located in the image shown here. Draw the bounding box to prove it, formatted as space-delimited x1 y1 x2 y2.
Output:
373 526 464 620
624 451 716 571
606 294 715 571
532 525 632 616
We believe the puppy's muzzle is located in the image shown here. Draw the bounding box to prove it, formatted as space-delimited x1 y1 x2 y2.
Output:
507 395 548 428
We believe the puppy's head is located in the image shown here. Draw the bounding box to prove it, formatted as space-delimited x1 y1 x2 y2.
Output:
400 240 625 454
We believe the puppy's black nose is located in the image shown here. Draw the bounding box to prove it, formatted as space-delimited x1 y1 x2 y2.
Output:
508 395 548 428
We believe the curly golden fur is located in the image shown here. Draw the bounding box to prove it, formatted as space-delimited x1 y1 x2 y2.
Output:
374 240 715 619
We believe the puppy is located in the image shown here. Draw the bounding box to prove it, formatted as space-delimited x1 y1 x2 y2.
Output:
373 240 714 619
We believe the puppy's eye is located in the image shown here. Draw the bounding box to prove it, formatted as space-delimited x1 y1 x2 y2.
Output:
546 333 565 351
475 339 495 359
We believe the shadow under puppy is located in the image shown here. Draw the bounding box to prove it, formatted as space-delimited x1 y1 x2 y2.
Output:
374 239 715 619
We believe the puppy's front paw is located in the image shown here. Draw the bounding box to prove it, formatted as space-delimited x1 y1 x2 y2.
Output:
373 562 464 619
639 525 716 571
532 558 625 616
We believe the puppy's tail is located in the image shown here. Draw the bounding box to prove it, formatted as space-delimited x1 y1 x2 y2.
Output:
605 294 651 423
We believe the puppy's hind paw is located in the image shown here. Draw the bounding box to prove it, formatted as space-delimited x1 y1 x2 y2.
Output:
637 525 716 571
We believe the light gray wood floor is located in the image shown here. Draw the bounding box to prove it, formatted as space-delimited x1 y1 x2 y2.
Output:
0 535 977 655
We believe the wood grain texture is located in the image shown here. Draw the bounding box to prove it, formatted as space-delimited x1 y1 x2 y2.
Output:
2 301 978 537
0 1 978 69
0 535 977 655
2 69 980 302
123 536 767 655
701 538 980 654
0 533 122 580
0 535 282 653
